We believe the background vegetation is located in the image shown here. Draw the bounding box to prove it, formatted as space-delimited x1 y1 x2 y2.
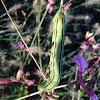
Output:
0 0 100 100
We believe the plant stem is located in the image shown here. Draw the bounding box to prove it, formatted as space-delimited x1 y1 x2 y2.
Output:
16 91 41 100
1 0 47 80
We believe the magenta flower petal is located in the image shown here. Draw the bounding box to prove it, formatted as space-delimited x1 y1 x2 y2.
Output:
17 41 24 49
72 54 87 74
92 43 99 50
48 0 55 4
80 41 89 52
48 6 54 14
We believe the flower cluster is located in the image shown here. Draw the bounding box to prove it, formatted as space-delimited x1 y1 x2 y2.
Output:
80 31 100 53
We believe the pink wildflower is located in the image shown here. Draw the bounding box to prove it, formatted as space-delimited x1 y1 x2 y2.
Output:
16 68 23 81
48 0 55 4
92 43 99 50
0 78 11 84
85 31 94 44
85 31 93 40
81 41 89 52
71 54 87 74
48 6 54 14
17 41 24 49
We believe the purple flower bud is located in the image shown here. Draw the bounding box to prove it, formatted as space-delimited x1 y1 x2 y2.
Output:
71 53 87 74
17 41 24 49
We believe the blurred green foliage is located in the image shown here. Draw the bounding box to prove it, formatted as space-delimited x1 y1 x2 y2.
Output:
0 0 100 100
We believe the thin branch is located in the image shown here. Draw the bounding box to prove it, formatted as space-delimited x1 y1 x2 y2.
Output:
1 0 47 80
